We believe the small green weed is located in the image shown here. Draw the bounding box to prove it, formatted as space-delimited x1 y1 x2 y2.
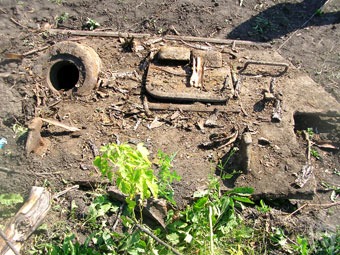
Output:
293 236 310 255
311 148 321 160
12 123 28 139
83 18 100 31
49 0 64 5
55 12 69 25
217 147 242 180
256 199 271 213
252 16 273 34
0 193 23 218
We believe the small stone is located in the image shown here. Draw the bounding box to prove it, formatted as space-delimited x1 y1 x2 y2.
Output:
264 92 276 101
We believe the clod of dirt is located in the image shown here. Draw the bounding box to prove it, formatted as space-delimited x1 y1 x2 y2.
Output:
25 118 50 155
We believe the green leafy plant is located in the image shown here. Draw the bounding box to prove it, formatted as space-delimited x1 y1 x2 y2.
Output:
0 193 24 218
55 12 69 24
217 147 242 180
311 148 321 160
94 143 159 214
252 16 274 34
86 194 119 226
12 123 28 139
306 127 314 137
164 177 254 254
156 150 181 205
0 193 23 206
256 199 271 213
84 18 100 31
293 236 310 255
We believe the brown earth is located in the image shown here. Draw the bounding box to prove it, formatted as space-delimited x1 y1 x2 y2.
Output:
0 0 339 252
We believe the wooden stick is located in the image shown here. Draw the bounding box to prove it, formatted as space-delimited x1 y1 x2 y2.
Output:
49 29 151 38
23 45 49 57
286 201 340 218
48 29 271 47
9 18 27 29
53 185 79 199
0 229 20 255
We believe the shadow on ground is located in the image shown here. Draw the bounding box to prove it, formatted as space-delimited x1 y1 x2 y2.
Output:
228 0 340 42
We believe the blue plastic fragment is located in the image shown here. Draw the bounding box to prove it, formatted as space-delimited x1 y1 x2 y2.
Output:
0 138 8 149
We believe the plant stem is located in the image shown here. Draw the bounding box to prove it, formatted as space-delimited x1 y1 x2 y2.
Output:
209 205 214 255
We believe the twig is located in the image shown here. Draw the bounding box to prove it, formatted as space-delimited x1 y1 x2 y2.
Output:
53 185 79 199
0 7 7 14
0 229 20 255
135 223 182 255
286 203 308 218
286 201 340 218
41 118 80 132
112 204 124 231
278 0 333 50
23 45 49 57
10 17 27 29
180 39 211 50
239 101 248 116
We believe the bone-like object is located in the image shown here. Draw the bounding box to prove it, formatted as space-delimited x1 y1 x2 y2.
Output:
190 52 205 88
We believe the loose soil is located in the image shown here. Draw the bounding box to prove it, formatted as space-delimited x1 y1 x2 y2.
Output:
0 0 339 252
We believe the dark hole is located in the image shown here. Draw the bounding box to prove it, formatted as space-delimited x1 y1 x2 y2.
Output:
50 61 79 91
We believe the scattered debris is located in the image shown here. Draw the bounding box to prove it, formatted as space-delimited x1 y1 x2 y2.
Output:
204 110 219 127
148 117 165 129
200 127 239 149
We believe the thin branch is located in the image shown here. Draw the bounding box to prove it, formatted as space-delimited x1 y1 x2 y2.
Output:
53 185 79 199
135 223 183 255
286 201 340 218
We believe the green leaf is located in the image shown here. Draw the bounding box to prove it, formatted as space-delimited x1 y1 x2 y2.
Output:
194 197 208 210
228 187 254 195
232 196 254 204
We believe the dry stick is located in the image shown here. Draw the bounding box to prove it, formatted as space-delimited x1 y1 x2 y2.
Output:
53 185 79 199
135 223 183 255
0 229 20 255
286 201 340 218
278 0 333 50
9 17 27 29
23 45 49 57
